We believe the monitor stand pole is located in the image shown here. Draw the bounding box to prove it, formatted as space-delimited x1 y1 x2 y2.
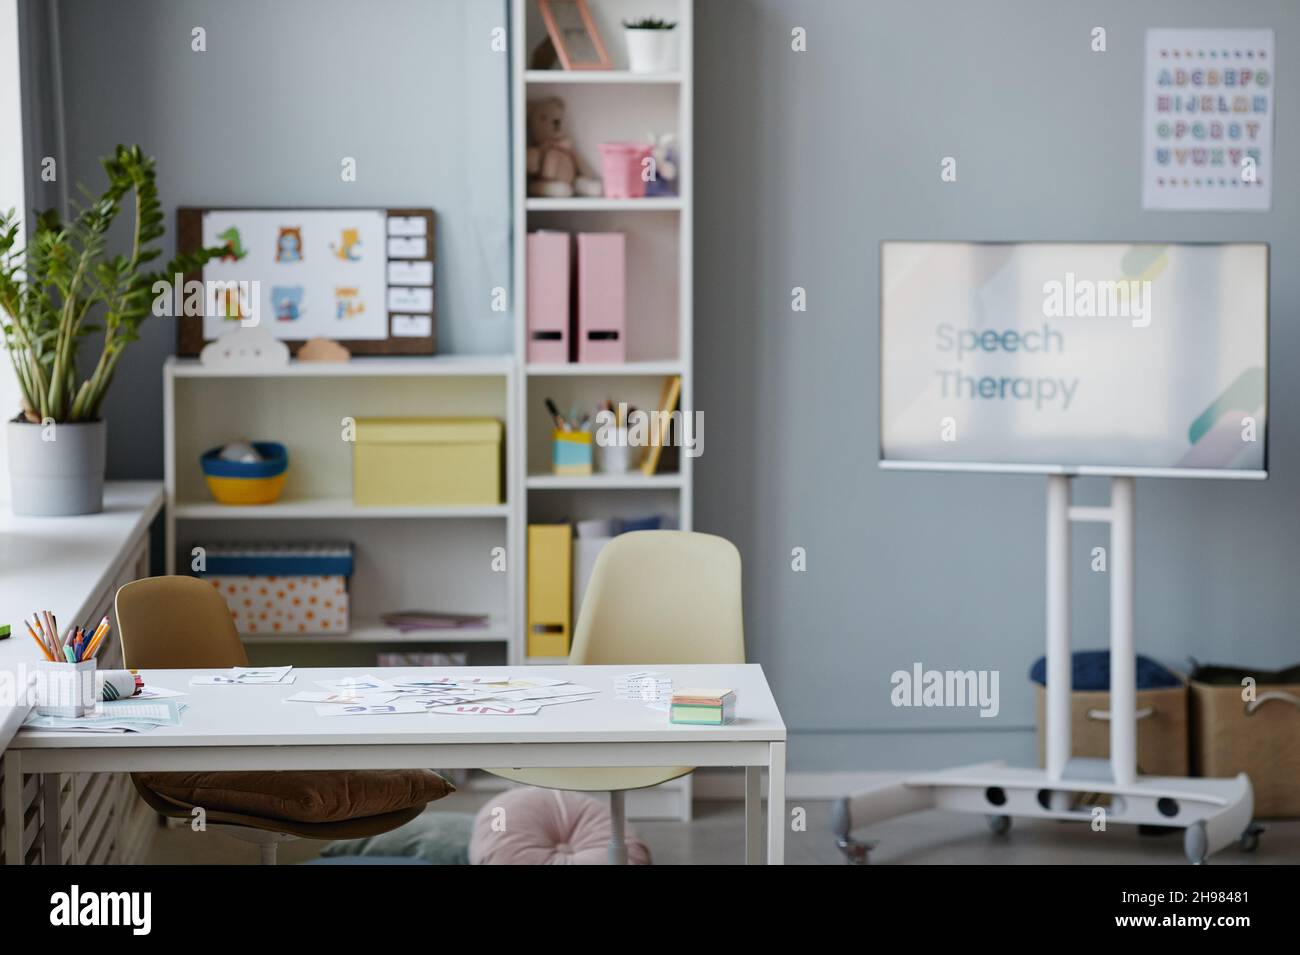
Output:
833 475 1256 865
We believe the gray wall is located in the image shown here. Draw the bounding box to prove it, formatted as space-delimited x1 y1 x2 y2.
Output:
694 0 1300 771
40 0 510 480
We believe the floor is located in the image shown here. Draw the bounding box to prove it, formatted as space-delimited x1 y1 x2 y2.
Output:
143 790 1300 865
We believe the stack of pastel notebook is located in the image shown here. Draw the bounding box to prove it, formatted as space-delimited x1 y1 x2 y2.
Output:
669 688 737 725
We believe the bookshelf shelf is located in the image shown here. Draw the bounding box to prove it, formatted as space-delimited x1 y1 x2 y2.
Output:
526 361 683 377
524 197 682 212
526 472 683 491
173 498 510 521
240 617 510 645
525 70 682 85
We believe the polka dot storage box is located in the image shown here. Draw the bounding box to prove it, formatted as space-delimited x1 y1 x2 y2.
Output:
197 542 353 636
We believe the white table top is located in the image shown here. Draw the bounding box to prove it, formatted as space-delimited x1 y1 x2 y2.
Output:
12 665 786 749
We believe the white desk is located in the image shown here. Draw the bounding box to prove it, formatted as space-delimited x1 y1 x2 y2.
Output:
6 664 788 864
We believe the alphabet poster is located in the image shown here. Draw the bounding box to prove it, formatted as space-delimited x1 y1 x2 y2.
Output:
1142 29 1274 211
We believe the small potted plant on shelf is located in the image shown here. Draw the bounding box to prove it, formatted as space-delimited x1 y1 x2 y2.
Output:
622 16 678 73
0 145 223 516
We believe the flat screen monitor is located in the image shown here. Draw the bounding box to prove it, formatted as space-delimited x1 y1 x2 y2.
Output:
879 241 1268 478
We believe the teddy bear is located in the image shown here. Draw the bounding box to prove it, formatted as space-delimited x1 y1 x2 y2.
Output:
527 97 601 198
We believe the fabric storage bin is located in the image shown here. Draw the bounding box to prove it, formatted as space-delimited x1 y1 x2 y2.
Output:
1031 650 1188 777
354 418 502 507
199 542 353 636
1190 662 1300 818
1034 685 1189 777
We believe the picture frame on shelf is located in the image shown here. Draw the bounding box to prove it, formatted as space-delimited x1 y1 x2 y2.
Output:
537 0 611 71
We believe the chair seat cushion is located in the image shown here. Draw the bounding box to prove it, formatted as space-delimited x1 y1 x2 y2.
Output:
136 769 453 824
470 786 651 865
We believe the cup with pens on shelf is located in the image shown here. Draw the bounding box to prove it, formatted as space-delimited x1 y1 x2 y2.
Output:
594 398 639 474
547 398 593 477
26 611 111 718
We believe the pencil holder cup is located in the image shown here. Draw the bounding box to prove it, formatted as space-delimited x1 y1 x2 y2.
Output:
33 659 98 718
598 427 636 474
553 430 593 477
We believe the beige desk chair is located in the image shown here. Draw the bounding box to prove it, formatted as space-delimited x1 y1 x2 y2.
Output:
489 530 745 863
116 576 450 864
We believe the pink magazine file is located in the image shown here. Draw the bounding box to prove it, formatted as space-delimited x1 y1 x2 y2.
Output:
576 232 626 363
527 231 571 363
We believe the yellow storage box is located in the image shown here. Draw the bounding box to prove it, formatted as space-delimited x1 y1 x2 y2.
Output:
353 417 502 507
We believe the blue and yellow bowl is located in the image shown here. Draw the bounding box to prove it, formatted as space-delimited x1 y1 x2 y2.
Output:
200 442 288 505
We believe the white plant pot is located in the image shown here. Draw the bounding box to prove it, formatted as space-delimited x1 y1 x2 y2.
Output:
624 28 677 73
6 418 106 516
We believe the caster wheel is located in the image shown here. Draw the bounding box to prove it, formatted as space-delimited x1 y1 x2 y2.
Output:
1238 822 1264 853
987 814 1012 835
836 837 873 865
1184 820 1208 865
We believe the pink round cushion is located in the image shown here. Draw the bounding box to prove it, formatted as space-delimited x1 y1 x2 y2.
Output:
470 787 652 865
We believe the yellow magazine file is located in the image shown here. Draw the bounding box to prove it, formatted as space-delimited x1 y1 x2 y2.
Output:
527 524 572 658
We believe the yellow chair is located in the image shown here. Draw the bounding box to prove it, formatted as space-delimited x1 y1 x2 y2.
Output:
116 576 449 864
489 530 745 863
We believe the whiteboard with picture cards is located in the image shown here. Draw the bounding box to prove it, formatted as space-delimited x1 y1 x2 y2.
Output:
176 207 437 355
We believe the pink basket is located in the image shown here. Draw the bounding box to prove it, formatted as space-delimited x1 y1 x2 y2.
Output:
598 142 653 199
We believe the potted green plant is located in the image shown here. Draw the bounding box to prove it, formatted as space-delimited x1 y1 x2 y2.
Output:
0 145 222 515
622 17 677 73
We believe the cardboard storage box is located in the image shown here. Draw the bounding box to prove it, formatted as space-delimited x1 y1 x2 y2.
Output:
354 417 502 507
1035 684 1188 777
1191 671 1300 818
200 542 353 636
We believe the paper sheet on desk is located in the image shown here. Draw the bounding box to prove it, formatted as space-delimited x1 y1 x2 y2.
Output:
23 699 185 732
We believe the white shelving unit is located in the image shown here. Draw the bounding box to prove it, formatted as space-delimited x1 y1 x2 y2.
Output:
163 355 518 665
510 1 693 820
511 0 694 669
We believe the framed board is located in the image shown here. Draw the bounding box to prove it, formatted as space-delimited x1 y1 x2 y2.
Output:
176 207 436 356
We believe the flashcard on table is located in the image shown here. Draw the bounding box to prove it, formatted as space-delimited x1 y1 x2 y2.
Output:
232 666 296 684
286 691 368 704
314 675 396 693
315 701 433 716
429 702 542 716
494 684 597 701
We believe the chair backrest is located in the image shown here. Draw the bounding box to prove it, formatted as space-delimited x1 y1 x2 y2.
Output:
568 531 745 666
116 576 249 669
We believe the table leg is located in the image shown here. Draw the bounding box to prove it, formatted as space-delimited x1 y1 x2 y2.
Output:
745 765 762 864
767 741 785 865
3 751 24 865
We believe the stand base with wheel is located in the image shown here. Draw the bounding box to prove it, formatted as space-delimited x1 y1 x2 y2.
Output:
834 476 1257 865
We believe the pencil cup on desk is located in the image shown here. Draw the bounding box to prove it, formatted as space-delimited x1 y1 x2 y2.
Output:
553 430 593 477
33 659 97 718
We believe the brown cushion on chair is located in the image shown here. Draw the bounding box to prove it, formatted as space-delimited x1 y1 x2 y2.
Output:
136 770 453 824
